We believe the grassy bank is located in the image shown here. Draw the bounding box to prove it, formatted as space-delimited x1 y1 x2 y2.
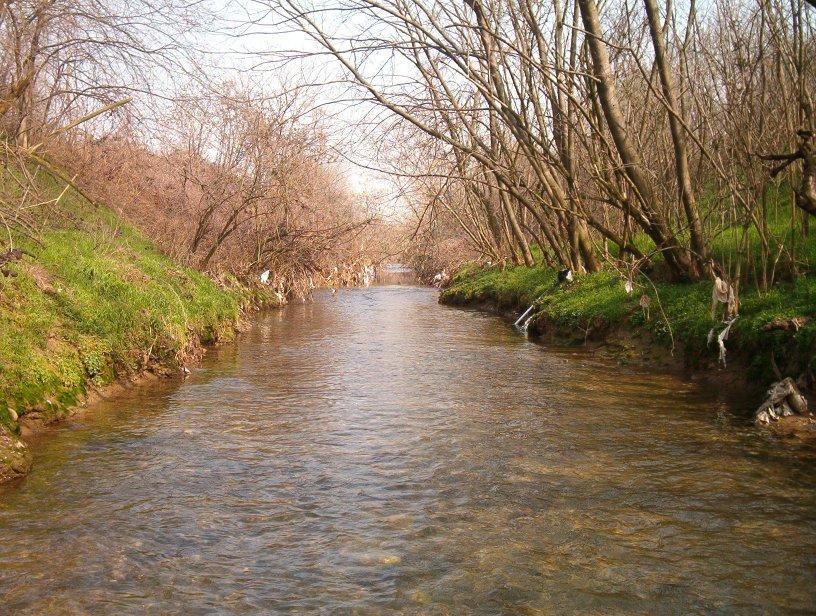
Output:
440 263 816 386
0 164 257 481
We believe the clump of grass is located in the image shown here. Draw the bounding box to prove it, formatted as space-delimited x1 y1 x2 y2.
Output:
444 265 642 345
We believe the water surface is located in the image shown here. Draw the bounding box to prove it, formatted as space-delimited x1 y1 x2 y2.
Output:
1 286 815 613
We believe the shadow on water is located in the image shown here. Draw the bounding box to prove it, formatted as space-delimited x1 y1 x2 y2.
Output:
1 286 815 613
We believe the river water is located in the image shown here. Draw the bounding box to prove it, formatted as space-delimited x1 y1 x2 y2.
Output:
1 286 815 614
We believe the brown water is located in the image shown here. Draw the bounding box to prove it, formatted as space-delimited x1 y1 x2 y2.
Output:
1 286 815 614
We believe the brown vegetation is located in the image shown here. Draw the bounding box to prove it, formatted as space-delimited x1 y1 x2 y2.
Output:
0 0 386 295
50 86 380 291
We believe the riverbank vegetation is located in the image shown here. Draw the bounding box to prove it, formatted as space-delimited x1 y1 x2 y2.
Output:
0 158 255 480
274 0 815 287
441 262 816 385
0 0 390 292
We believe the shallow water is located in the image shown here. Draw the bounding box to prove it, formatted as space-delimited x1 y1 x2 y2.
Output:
1 286 815 614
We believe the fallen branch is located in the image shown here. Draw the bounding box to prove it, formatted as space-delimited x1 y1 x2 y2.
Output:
755 377 809 425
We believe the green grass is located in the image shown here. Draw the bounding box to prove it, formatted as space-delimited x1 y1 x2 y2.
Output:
442 262 816 384
0 163 245 430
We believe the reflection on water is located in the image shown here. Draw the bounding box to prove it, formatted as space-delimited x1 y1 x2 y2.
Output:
376 263 416 286
1 287 815 613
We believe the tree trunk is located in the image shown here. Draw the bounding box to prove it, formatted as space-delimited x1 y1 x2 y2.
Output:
577 0 699 280
643 0 707 266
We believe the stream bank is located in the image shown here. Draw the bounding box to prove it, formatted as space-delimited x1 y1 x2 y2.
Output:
440 264 816 440
0 164 275 482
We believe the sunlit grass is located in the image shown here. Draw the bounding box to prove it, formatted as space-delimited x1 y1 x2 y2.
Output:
0 163 242 429
443 260 816 383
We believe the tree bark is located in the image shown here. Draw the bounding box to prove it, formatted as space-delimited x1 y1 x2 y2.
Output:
577 0 698 280
643 0 707 266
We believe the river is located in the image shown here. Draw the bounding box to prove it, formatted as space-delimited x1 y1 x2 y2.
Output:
1 286 815 613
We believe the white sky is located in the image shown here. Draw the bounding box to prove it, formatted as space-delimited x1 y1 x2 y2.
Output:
184 0 409 219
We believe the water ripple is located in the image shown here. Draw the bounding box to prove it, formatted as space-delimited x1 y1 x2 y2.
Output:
1 286 815 614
